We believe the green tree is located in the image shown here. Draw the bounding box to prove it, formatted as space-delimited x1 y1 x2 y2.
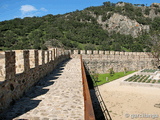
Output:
146 32 160 68
109 68 115 76
84 43 96 50
93 73 99 82
151 17 160 30
145 8 150 15
4 30 17 47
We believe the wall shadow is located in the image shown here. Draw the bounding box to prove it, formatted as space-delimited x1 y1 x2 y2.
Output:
85 67 112 120
0 59 70 120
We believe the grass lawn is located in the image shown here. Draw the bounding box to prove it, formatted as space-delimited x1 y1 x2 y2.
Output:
93 71 136 86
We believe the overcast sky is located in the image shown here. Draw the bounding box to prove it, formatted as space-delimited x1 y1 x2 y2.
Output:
0 0 159 21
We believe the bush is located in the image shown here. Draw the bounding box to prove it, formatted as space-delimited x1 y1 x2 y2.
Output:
124 67 127 74
109 67 115 76
41 45 48 50
145 8 150 15
93 73 99 81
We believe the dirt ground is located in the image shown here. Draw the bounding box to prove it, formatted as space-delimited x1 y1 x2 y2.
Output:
98 72 160 120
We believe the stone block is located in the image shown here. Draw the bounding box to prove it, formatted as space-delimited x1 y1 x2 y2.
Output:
99 51 104 55
132 52 137 55
110 51 115 55
119 52 124 55
93 50 98 54
115 51 120 55
105 51 110 55
80 50 85 54
125 52 129 55
5 51 16 80
73 50 78 54
87 50 92 54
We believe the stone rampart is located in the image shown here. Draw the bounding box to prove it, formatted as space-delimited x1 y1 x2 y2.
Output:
72 50 155 74
0 48 70 112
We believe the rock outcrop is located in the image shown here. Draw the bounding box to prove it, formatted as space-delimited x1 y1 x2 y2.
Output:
107 13 150 37
95 13 149 37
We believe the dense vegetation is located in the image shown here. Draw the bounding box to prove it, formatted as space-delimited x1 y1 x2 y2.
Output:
0 2 160 51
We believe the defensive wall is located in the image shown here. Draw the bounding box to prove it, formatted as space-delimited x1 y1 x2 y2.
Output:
72 50 155 74
0 48 156 113
0 48 70 112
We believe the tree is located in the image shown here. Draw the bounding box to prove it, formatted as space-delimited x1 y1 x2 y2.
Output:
109 67 115 76
151 17 160 30
4 30 17 47
103 1 111 7
146 33 160 68
84 43 96 50
124 67 127 74
135 8 143 17
93 73 99 82
145 8 150 15
141 4 145 7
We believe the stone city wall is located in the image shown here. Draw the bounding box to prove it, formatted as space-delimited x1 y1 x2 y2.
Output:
0 48 70 112
72 50 155 74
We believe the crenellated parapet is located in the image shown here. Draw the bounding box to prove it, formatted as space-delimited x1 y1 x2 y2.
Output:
72 50 155 74
0 48 70 112
0 48 156 113
72 50 151 56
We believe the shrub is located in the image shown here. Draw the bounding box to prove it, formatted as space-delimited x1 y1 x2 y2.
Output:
124 67 127 74
109 67 115 76
93 73 99 81
145 8 150 15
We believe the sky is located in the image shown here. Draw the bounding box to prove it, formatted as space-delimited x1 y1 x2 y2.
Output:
0 0 160 22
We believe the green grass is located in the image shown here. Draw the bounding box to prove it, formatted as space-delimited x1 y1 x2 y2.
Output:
93 71 136 86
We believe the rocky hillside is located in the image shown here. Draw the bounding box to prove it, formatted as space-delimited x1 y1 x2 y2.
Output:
0 2 160 52
108 13 149 37
96 13 149 37
85 2 160 37
149 3 160 19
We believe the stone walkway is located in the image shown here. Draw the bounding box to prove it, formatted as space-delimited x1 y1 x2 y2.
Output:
0 58 84 120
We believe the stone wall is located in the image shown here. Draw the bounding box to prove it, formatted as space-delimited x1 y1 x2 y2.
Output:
0 48 70 112
0 51 5 79
72 50 155 74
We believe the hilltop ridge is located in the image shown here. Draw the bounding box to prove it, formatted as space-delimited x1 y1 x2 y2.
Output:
0 2 160 52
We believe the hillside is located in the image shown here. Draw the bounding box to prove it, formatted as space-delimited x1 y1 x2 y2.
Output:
0 2 160 52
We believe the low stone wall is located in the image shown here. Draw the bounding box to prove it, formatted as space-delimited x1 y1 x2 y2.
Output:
0 48 70 112
72 50 155 74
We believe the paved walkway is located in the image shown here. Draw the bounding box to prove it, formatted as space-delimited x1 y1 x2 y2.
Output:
0 58 84 120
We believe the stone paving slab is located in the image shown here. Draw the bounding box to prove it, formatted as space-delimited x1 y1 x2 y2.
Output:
0 59 84 120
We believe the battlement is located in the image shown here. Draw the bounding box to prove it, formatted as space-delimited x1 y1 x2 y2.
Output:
72 50 151 56
0 48 70 112
70 50 155 74
0 48 156 113
0 49 70 78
